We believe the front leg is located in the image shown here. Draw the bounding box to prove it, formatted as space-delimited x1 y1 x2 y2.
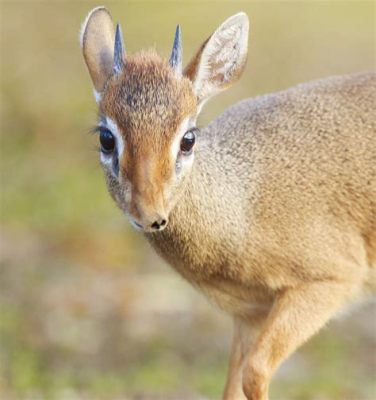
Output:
242 279 361 400
223 315 266 400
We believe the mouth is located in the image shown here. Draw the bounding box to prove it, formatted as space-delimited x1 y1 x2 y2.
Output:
129 219 143 231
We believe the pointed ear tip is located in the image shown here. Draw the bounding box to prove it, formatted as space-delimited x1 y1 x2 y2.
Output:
79 6 112 47
225 12 249 28
83 6 112 24
90 5 109 13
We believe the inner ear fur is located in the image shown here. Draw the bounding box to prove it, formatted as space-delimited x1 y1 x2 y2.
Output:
81 7 115 93
184 13 249 104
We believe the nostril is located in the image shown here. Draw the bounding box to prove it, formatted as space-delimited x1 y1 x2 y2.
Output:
151 221 161 230
151 218 167 230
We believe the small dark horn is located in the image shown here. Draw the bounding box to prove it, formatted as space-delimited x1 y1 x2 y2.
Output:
113 23 125 74
169 24 182 76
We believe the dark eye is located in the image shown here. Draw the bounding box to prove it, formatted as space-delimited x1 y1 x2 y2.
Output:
180 128 196 154
99 128 115 153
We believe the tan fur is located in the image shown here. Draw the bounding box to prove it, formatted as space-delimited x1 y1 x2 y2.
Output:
80 8 376 399
101 51 197 225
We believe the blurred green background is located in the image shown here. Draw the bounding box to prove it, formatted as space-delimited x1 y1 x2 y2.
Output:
0 1 375 399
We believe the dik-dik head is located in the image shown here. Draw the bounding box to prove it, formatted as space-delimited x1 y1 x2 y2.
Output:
80 7 249 232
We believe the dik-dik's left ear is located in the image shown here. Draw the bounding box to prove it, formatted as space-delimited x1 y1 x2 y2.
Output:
80 7 125 100
184 13 249 108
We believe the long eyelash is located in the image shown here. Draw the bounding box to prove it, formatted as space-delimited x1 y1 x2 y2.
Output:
90 125 101 135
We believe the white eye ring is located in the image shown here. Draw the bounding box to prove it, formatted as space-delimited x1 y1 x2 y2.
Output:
105 117 125 157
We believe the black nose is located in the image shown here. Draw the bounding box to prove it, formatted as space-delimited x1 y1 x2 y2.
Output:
151 219 167 230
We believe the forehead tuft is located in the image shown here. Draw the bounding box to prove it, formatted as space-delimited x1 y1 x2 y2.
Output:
100 51 197 140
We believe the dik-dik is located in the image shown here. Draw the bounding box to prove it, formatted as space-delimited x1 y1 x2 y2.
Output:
80 7 376 400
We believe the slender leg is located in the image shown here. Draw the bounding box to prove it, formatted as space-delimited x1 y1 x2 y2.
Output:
223 315 266 400
241 280 360 400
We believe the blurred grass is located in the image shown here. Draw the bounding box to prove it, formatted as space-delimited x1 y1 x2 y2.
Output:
0 1 375 399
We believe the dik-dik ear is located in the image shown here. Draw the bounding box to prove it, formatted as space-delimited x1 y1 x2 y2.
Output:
80 7 117 96
184 13 249 107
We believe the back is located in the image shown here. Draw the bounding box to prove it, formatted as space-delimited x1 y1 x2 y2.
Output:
203 72 375 235
172 72 376 289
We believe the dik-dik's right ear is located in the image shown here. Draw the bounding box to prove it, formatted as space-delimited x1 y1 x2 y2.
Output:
184 13 249 108
80 7 123 100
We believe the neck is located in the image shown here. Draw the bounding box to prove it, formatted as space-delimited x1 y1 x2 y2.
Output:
144 133 247 283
